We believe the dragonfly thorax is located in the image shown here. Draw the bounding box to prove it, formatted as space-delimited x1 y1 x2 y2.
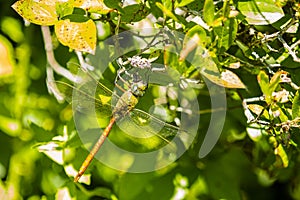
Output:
113 91 138 120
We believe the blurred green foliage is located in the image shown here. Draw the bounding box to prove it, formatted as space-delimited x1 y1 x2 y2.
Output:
1 0 300 199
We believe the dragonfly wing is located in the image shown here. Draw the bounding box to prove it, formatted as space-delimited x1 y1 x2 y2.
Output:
55 80 112 117
116 108 192 148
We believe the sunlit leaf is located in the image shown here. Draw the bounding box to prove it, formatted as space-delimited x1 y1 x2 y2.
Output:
187 176 208 198
0 115 21 137
64 164 91 184
203 69 246 89
255 168 276 186
11 0 58 26
56 187 73 200
42 146 64 165
257 70 271 103
247 125 263 141
228 62 240 69
148 50 161 63
73 0 113 14
272 89 289 103
292 91 300 119
179 25 206 61
247 104 268 117
269 70 284 94
156 2 178 21
203 0 214 26
177 0 196 7
207 70 246 89
274 144 289 168
0 35 14 77
220 70 246 89
238 0 284 25
55 1 74 18
1 17 24 43
54 19 96 54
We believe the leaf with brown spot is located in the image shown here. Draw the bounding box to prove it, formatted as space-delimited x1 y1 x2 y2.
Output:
202 69 246 89
54 19 96 54
12 0 58 26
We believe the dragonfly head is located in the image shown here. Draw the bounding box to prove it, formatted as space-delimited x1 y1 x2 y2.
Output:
131 80 148 97
130 72 148 97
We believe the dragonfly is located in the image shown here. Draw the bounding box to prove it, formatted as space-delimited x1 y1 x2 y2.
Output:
56 56 189 182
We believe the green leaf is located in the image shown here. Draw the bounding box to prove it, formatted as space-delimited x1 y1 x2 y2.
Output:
269 70 283 95
257 70 271 103
179 25 206 61
237 0 284 25
121 4 150 23
164 45 181 73
205 149 250 200
187 176 208 198
118 173 156 200
156 2 178 21
214 18 238 51
292 91 300 119
203 0 215 26
55 1 74 18
177 0 196 7
1 17 24 43
0 115 21 137
235 40 253 59
103 0 123 11
148 50 161 62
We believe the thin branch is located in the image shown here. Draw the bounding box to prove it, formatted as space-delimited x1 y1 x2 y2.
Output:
46 66 65 103
41 26 80 83
278 35 300 63
75 51 94 71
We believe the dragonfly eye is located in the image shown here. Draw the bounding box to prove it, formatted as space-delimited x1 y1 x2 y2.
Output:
131 81 148 97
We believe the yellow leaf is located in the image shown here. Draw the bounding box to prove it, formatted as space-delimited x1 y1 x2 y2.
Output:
12 0 58 26
54 19 96 54
202 69 246 89
247 104 264 116
274 144 289 168
73 0 113 14
219 70 246 88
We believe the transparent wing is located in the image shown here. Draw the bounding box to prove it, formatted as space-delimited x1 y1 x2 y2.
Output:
54 70 189 149
55 79 115 117
117 108 190 148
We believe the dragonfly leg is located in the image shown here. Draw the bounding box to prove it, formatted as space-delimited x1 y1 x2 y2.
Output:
115 67 133 93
